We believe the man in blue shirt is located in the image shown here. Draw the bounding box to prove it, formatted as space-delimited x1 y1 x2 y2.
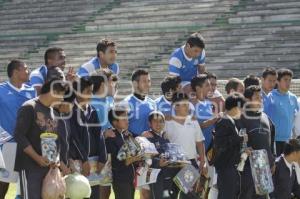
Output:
77 39 119 77
261 67 277 105
0 60 36 199
191 75 219 151
168 33 205 94
120 69 156 137
264 68 299 156
29 47 66 94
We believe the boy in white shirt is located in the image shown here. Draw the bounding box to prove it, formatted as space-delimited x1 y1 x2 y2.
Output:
164 92 206 198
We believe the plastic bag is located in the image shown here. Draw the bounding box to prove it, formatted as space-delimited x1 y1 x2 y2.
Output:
40 133 59 163
117 136 142 161
173 164 200 194
42 167 66 199
99 154 112 186
160 143 190 167
249 149 274 195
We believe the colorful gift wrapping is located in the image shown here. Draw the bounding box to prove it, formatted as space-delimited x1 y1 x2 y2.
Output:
160 143 190 167
249 149 274 195
40 132 59 163
135 136 159 158
117 136 142 162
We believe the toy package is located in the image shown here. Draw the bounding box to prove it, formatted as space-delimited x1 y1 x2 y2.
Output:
117 135 142 165
160 143 190 167
249 149 274 195
173 164 200 194
135 136 159 158
40 132 59 163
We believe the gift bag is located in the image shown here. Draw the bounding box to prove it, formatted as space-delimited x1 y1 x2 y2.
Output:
42 167 66 199
117 135 142 165
173 164 200 194
249 149 274 195
160 143 190 167
99 154 112 186
135 136 159 157
0 142 18 183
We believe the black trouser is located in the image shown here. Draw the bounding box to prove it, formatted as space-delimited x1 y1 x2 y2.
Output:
88 185 100 199
276 141 286 157
112 181 135 199
217 166 240 199
179 159 200 199
240 165 266 199
19 169 49 199
150 168 179 199
0 181 9 199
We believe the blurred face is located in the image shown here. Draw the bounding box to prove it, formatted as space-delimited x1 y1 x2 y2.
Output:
79 85 93 103
136 74 151 95
149 116 165 133
196 79 211 99
58 102 74 114
51 90 65 103
262 75 277 93
114 113 129 130
186 43 203 59
291 151 300 162
236 83 245 94
100 46 117 65
249 91 262 110
15 63 29 83
174 100 190 117
108 77 118 97
209 78 217 93
49 51 66 71
277 75 291 93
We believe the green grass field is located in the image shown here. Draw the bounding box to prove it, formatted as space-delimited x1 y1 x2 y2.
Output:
6 184 141 199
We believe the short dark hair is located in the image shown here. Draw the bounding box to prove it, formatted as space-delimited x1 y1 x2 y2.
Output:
161 76 181 95
207 72 217 80
225 92 245 111
191 74 208 91
97 39 116 55
277 68 293 81
244 85 261 99
40 78 67 94
262 67 277 79
44 47 64 65
172 92 189 104
148 111 165 122
186 33 205 49
284 139 300 155
63 87 75 103
243 75 260 89
131 69 149 82
46 67 65 82
91 69 115 94
108 108 127 126
225 78 243 94
72 76 93 94
7 59 24 78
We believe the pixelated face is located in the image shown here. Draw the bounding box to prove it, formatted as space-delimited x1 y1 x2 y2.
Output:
187 43 203 59
16 63 30 82
51 90 65 103
58 102 74 114
137 74 151 95
202 79 211 98
209 78 217 92
150 116 165 133
50 51 66 71
278 75 292 92
249 91 262 109
236 83 245 95
262 75 277 92
81 85 93 102
174 100 190 117
102 46 117 65
114 113 129 130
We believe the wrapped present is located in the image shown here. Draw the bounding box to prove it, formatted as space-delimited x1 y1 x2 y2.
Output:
117 135 142 165
135 136 159 158
249 149 274 195
99 154 112 186
173 164 200 194
40 132 59 163
160 143 190 167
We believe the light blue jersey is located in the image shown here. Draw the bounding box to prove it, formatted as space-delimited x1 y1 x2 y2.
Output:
120 95 156 136
0 82 36 136
29 65 47 87
264 89 299 141
77 57 119 77
169 46 205 82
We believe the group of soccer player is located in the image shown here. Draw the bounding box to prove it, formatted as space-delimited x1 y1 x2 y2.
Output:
0 33 300 199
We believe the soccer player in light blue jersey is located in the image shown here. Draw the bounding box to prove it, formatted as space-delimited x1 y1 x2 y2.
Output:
77 39 119 77
0 60 36 199
168 33 206 94
29 47 66 94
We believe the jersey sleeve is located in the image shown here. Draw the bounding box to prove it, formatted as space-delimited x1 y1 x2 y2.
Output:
112 63 120 75
29 70 45 87
168 56 182 76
